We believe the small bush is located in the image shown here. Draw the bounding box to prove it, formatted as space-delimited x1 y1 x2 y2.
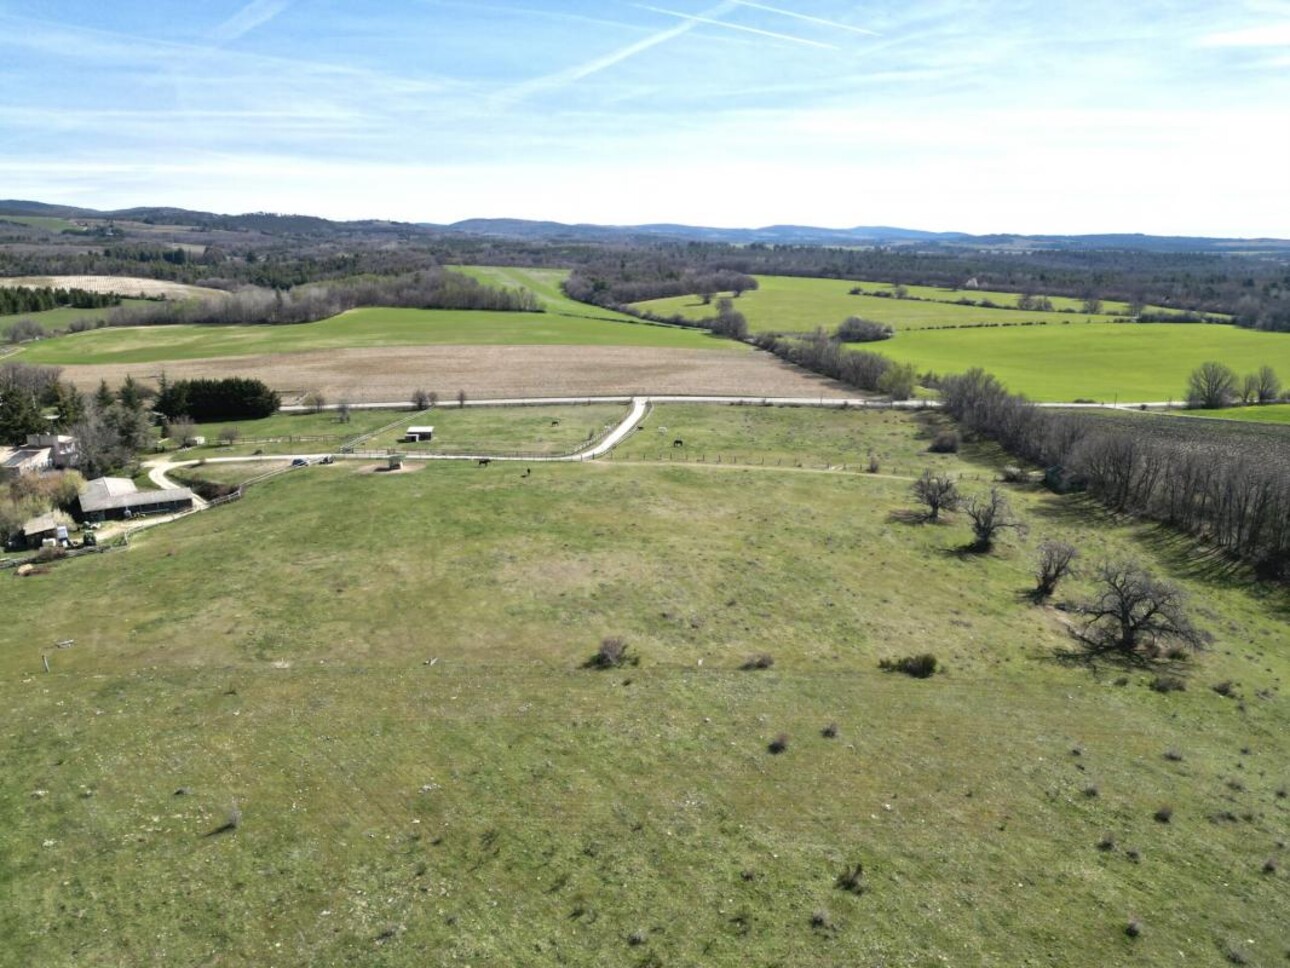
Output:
1154 805 1173 824
1083 784 1100 799
1000 465 1029 483
1223 943 1250 965
821 722 839 739
1262 857 1278 875
1125 918 1143 938
584 636 638 669
835 862 866 894
1163 749 1184 762
767 733 789 755
1126 848 1141 863
809 909 832 929
929 430 960 454
1150 676 1186 693
867 453 880 474
741 653 775 671
627 930 647 947
879 653 938 678
1211 680 1236 697
1096 833 1116 851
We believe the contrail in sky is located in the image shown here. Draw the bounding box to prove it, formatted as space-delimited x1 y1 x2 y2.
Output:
499 1 739 100
213 0 292 42
636 3 840 49
729 0 880 36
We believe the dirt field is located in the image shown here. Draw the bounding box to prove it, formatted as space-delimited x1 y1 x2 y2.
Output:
0 275 226 300
58 344 854 401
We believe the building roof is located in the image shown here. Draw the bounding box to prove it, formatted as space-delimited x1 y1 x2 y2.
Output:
407 425 435 434
2 447 50 469
79 477 195 514
22 513 58 537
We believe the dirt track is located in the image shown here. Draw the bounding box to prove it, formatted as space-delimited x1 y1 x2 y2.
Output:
59 345 853 402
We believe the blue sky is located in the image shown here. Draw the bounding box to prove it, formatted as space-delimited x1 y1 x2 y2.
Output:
1 1 1288 234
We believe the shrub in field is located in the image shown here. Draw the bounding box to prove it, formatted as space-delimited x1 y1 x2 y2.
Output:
767 733 789 755
911 470 959 521
879 654 938 678
584 636 637 669
1034 540 1078 600
1075 561 1207 661
836 862 867 894
741 653 774 670
929 430 960 453
1150 676 1186 693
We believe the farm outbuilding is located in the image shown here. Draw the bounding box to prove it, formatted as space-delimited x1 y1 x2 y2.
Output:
21 513 64 550
404 426 435 442
77 477 196 522
0 446 52 480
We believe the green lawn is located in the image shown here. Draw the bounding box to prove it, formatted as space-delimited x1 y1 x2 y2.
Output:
1182 403 1290 425
870 323 1290 402
635 275 1137 334
1 408 1286 966
16 306 738 365
0 215 82 232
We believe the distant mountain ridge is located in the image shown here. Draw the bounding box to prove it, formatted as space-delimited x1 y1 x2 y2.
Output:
3 200 1288 254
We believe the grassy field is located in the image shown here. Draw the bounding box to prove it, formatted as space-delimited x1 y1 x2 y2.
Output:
869 324 1290 402
1182 403 1290 425
454 266 632 321
634 275 1136 334
0 215 82 232
1 407 1286 966
16 306 738 366
0 299 150 338
362 403 630 456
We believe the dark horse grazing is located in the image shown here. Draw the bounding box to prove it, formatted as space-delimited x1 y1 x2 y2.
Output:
478 458 492 467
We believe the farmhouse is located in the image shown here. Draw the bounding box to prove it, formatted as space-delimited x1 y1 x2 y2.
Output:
77 477 196 522
25 434 78 468
404 425 434 442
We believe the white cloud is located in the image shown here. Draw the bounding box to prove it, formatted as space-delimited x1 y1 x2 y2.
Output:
1197 21 1290 46
212 0 293 43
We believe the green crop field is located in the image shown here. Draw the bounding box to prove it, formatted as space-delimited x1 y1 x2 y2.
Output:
362 403 630 456
634 275 1136 334
15 306 737 366
1182 403 1290 425
2 408 1286 966
868 324 1290 402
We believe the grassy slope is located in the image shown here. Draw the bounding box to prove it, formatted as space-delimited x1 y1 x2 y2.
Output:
0 300 150 338
1 409 1286 967
16 307 738 366
453 266 631 321
635 275 1134 334
872 324 1290 402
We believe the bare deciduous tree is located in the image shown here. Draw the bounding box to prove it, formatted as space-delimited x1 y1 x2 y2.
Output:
1075 561 1206 660
1186 361 1238 409
336 399 352 424
964 487 1025 551
912 470 960 522
1034 540 1078 600
412 388 430 410
1254 365 1281 403
456 389 467 408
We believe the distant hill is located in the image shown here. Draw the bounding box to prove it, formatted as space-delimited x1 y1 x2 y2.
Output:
3 200 1287 254
435 218 1290 254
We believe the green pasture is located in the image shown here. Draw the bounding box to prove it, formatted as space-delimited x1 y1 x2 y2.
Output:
0 300 149 339
634 275 1131 334
1 408 1286 966
454 265 632 321
1182 403 1290 425
0 215 82 232
615 402 956 473
16 306 737 366
362 403 629 456
870 323 1290 402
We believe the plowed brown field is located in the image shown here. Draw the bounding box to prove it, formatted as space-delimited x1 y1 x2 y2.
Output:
60 344 852 401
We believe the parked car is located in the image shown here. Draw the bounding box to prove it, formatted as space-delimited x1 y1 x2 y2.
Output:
291 458 309 467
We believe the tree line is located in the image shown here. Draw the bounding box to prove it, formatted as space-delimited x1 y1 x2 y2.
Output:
101 270 539 328
0 286 120 316
155 377 280 423
938 369 1290 579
